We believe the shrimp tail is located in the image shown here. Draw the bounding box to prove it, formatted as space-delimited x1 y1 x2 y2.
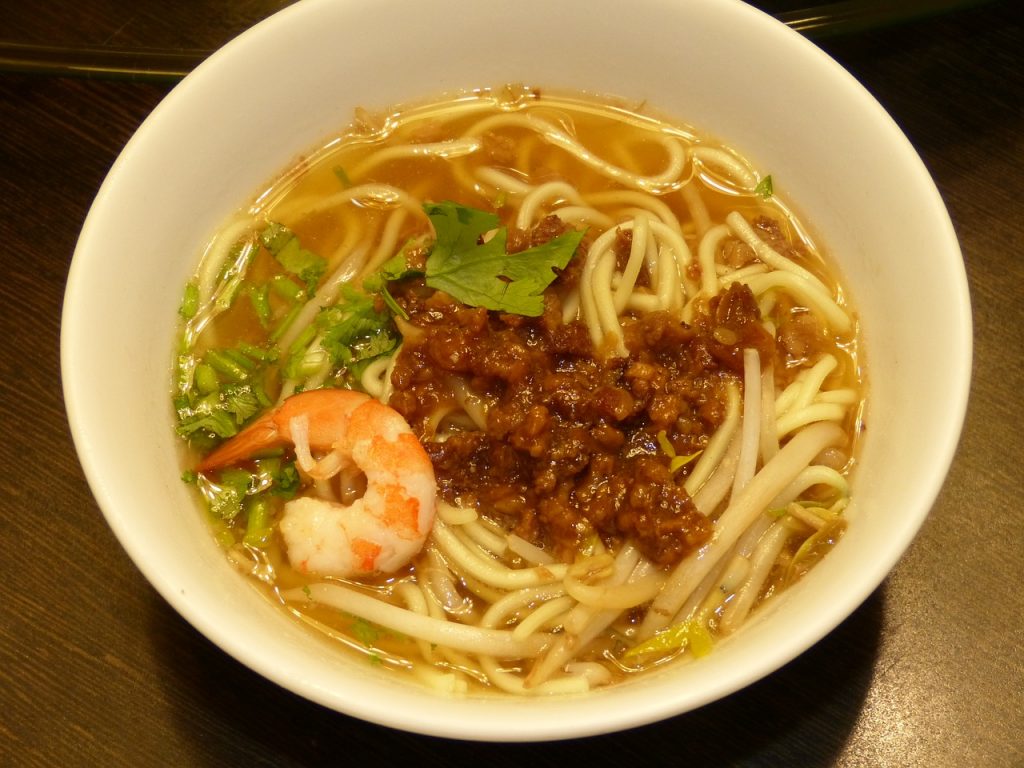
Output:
196 410 287 472
196 388 373 473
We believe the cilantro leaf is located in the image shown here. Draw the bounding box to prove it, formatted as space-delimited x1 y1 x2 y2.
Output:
368 244 423 286
361 239 425 321
315 286 399 382
268 462 300 498
754 175 773 199
175 383 262 439
174 342 274 447
260 222 326 293
206 468 252 520
423 201 584 316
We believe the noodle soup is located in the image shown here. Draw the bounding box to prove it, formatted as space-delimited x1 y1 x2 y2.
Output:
173 87 863 695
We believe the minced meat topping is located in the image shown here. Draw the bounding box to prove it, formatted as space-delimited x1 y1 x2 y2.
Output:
387 218 774 566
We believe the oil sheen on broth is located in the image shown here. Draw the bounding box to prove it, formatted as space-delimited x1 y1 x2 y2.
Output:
173 85 863 696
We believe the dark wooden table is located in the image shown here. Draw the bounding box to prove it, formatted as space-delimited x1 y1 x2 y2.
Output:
1 2 1021 765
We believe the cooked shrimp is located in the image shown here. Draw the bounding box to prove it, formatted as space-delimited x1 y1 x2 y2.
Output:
198 388 436 577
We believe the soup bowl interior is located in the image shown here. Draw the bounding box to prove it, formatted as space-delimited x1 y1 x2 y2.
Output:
62 0 970 741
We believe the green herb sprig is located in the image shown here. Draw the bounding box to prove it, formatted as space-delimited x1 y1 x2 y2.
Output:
421 201 585 316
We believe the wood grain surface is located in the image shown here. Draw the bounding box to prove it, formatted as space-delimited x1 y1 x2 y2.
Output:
1 2 1020 766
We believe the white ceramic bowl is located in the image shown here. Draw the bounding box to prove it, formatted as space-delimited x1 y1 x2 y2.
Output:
62 0 971 742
